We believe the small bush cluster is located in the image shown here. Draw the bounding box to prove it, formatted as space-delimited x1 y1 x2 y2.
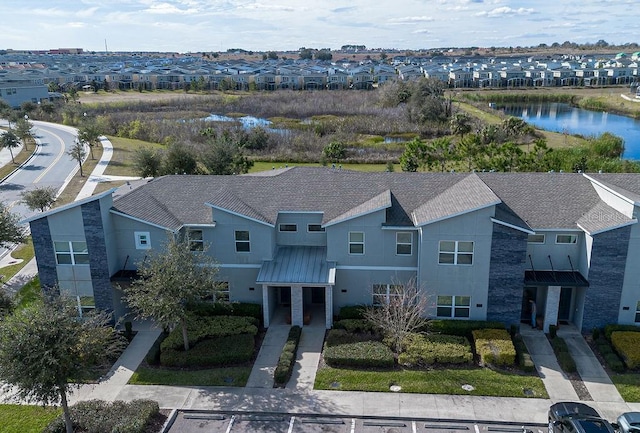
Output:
44 399 159 433
549 337 577 373
594 336 625 373
611 331 640 369
188 301 262 321
513 335 535 372
398 333 473 366
145 331 168 366
325 329 379 347
160 334 255 367
324 341 394 368
161 315 258 351
333 319 376 333
274 326 302 386
604 324 640 341
337 305 366 320
428 320 506 338
472 329 516 366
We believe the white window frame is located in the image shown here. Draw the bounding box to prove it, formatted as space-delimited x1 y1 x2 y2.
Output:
635 301 640 324
54 241 89 265
134 231 151 250
348 231 365 255
527 234 545 244
372 283 404 306
436 295 471 318
556 234 577 244
187 229 204 251
279 223 298 232
396 232 412 255
307 224 325 232
235 230 250 253
438 241 474 265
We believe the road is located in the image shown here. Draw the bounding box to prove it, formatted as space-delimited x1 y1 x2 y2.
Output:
0 120 82 258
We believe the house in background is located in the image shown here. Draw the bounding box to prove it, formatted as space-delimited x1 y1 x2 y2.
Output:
26 167 640 333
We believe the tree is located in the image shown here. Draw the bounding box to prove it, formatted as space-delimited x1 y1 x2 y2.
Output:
14 117 35 151
299 48 313 60
77 121 102 160
322 141 346 163
133 147 162 178
0 201 25 248
201 140 253 175
20 186 57 212
457 134 481 171
407 78 451 124
0 296 125 433
67 139 87 177
362 278 429 355
123 234 219 351
161 143 198 175
450 112 473 139
0 130 20 164
315 49 332 61
400 138 428 172
428 137 456 172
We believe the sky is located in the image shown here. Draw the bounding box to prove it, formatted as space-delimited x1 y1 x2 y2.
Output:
1 0 638 53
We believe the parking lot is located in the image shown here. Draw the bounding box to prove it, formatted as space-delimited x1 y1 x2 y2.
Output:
167 411 546 433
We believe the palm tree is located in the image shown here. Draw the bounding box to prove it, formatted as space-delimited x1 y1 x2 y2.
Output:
14 118 34 151
0 130 20 164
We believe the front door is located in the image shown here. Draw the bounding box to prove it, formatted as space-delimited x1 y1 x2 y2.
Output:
279 287 291 305
558 287 572 323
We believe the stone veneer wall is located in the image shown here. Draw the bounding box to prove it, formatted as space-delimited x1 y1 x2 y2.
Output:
81 200 113 313
582 225 630 333
486 223 528 325
29 217 58 294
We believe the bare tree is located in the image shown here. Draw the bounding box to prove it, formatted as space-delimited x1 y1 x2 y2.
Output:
67 139 87 177
363 277 429 355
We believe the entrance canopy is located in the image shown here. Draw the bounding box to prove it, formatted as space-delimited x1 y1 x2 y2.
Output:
257 246 336 285
524 270 589 287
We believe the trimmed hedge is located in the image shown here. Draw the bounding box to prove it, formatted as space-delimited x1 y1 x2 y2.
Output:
333 319 376 333
160 334 255 367
325 329 378 347
398 333 473 366
324 341 394 368
337 305 366 320
428 320 506 338
274 326 302 386
549 337 577 373
604 324 640 341
513 335 535 372
44 399 159 433
161 315 258 351
472 329 516 366
594 337 625 372
187 301 262 321
611 331 640 369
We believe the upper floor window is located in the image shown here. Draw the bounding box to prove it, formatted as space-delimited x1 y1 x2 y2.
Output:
308 224 325 232
556 234 577 244
438 241 473 265
372 283 404 306
348 232 364 255
396 232 412 255
527 234 545 244
436 295 471 318
188 229 204 251
235 230 250 253
54 241 89 265
134 231 151 250
279 224 297 232
635 301 640 323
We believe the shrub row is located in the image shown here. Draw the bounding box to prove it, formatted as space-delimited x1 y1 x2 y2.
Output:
428 320 506 338
603 324 640 341
611 331 640 369
594 336 626 373
161 315 258 351
549 337 577 373
398 333 473 366
337 305 366 320
274 326 302 386
44 399 159 433
333 318 376 333
323 341 394 368
472 329 516 366
325 329 379 347
187 301 262 321
160 334 255 367
513 335 536 373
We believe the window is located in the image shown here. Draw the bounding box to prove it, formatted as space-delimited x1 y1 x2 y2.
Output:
556 234 577 244
188 229 204 251
348 231 364 255
635 301 640 323
396 232 412 255
134 231 151 249
527 234 545 244
235 230 250 252
372 284 404 306
54 241 89 265
308 224 325 232
279 224 297 232
436 295 471 318
438 241 474 265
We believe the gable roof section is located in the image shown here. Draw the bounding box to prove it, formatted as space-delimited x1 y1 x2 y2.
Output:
324 190 391 227
584 173 640 205
576 201 636 235
23 188 116 224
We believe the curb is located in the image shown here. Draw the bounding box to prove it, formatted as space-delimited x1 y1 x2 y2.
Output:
0 142 37 184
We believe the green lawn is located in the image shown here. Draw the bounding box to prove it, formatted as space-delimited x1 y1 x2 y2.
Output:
0 238 34 283
315 366 548 398
612 373 640 402
0 404 61 433
103 136 165 177
14 277 42 309
129 366 251 386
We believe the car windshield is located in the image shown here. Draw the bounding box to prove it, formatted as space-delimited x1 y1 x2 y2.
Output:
577 420 611 433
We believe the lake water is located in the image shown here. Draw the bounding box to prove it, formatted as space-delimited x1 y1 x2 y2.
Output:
497 102 640 160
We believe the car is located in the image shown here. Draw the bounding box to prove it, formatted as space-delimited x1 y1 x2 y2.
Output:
617 412 640 433
548 402 617 433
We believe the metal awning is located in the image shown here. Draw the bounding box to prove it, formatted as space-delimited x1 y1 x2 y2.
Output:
256 246 336 285
524 270 589 287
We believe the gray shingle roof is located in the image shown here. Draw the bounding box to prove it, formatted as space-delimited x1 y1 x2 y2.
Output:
577 201 633 235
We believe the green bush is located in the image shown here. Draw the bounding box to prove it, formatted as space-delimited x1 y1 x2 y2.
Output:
592 328 601 341
333 319 375 333
549 337 577 373
399 333 473 366
324 341 394 368
325 329 378 347
604 324 640 341
160 334 255 367
145 331 168 366
604 352 626 373
187 302 262 321
513 335 535 373
549 325 558 339
427 320 506 338
274 326 302 385
161 315 258 351
44 399 159 433
611 331 640 369
472 329 516 366
337 305 366 320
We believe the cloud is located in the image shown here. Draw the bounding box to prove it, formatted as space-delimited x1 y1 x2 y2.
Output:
389 16 434 24
476 7 535 17
412 29 431 34
143 2 199 14
332 6 356 13
67 22 88 28
241 3 296 12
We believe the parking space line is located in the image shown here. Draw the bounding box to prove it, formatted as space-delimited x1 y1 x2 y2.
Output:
351 418 356 433
225 414 236 433
475 424 481 433
288 416 295 433
413 421 417 433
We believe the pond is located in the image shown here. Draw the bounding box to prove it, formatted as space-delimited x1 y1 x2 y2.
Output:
496 102 640 160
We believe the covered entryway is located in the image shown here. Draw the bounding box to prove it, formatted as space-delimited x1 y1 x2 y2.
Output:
256 246 336 329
